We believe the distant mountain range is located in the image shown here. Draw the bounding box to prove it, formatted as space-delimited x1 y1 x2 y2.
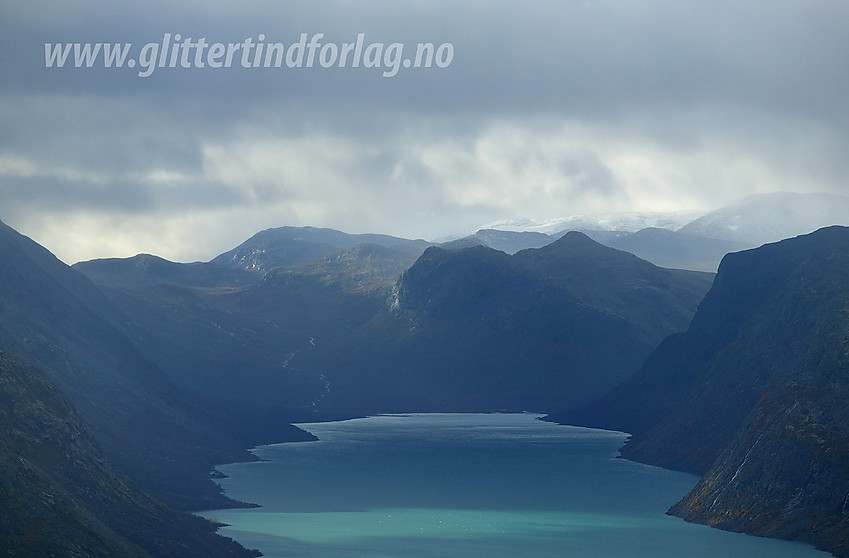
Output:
75 229 712 415
462 192 849 271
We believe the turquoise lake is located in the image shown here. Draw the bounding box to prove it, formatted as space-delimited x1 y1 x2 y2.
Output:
199 413 830 557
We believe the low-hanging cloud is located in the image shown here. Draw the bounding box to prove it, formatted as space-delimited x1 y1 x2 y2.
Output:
1 0 848 263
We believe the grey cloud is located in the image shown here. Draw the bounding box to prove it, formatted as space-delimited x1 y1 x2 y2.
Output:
0 97 205 177
0 173 255 215
1 0 848 261
1 176 155 213
558 152 618 196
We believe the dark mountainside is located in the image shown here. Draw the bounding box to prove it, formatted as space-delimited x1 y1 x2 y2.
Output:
0 220 312 510
554 226 849 557
292 232 713 414
76 230 712 417
0 353 259 558
76 241 423 414
0 220 314 556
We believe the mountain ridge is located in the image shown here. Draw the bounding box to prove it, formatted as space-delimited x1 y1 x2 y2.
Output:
73 227 712 417
209 225 429 274
552 225 849 557
306 232 713 414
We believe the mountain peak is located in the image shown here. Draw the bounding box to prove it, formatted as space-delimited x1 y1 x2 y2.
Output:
678 192 849 246
548 229 603 248
211 226 429 274
519 229 647 271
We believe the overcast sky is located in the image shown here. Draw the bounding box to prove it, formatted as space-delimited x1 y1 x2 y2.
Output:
1 1 848 264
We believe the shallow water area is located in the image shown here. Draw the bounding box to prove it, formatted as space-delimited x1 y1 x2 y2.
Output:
199 413 829 558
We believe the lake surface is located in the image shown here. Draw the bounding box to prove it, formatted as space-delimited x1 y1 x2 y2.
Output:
200 413 829 558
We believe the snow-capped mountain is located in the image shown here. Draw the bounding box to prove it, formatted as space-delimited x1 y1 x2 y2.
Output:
468 193 849 271
677 192 849 247
481 211 702 236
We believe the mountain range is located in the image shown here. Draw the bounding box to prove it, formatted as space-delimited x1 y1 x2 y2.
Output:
3 191 849 556
464 192 849 271
74 229 712 416
298 233 712 414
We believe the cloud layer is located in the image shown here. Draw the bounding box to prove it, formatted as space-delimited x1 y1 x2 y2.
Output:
1 1 847 263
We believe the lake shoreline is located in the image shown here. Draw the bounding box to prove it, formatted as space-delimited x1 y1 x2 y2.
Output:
199 413 830 558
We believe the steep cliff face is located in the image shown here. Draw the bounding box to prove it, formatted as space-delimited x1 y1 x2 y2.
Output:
665 227 849 556
555 226 849 556
621 225 849 474
671 383 849 557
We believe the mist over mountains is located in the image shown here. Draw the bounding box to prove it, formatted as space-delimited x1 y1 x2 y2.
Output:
2 192 849 556
465 192 849 271
480 210 702 236
678 192 849 245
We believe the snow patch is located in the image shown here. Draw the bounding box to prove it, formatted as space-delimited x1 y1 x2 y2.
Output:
480 210 701 236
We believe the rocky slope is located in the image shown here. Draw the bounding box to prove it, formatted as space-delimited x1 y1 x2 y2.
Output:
555 226 849 557
0 352 259 557
0 219 315 513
